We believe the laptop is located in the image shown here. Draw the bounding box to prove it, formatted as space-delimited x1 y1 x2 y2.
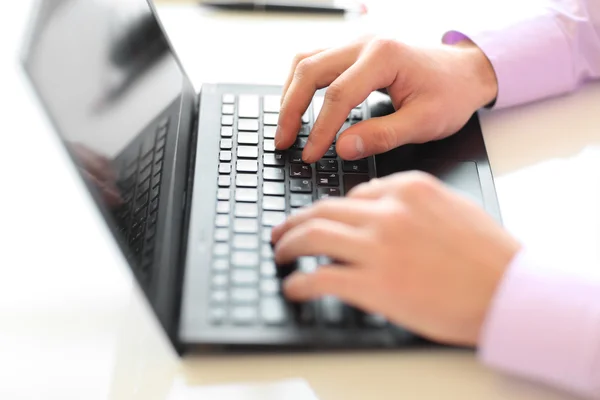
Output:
20 0 502 353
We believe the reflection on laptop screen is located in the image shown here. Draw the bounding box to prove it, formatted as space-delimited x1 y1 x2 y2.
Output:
22 0 188 289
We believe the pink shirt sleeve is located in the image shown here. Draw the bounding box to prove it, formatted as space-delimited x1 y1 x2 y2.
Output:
443 0 600 109
442 0 600 397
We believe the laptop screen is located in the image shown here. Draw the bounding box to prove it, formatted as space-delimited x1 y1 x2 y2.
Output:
22 0 189 275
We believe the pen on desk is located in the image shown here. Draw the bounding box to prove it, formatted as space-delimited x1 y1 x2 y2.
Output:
201 2 368 15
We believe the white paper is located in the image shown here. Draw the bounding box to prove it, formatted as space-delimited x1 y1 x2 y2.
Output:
168 378 320 400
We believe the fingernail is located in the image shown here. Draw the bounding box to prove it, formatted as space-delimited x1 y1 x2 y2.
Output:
271 223 283 241
338 135 364 160
302 140 314 162
274 128 282 148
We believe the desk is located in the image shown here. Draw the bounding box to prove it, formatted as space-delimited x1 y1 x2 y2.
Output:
0 1 599 400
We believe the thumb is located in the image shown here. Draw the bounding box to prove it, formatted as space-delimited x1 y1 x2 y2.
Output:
336 103 430 160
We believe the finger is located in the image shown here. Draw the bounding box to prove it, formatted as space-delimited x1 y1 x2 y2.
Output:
335 103 430 160
274 219 371 265
271 197 373 243
283 265 363 302
347 170 437 200
276 42 365 150
281 49 327 104
302 47 398 163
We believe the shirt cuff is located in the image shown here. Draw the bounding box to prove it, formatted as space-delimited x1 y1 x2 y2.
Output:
477 248 600 397
442 11 574 109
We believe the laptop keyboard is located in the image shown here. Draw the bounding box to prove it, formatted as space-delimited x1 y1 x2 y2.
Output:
113 117 169 282
210 93 387 329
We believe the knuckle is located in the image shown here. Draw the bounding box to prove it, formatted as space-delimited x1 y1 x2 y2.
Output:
369 37 402 56
293 52 311 66
324 83 346 105
402 171 439 196
374 124 400 152
295 58 316 80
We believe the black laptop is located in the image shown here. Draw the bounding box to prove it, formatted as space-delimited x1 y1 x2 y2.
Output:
21 0 502 352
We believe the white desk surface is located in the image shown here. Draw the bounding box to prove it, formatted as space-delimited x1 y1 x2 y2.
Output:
1 1 599 399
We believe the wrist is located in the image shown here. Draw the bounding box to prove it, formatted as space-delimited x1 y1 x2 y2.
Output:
454 39 499 109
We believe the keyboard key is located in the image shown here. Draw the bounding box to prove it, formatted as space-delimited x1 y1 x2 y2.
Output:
318 187 341 199
263 140 276 152
261 260 276 277
213 258 229 272
209 308 226 325
211 290 228 304
218 175 231 187
290 179 312 193
232 251 260 268
290 193 312 207
263 113 279 126
363 314 387 328
292 137 308 149
234 219 258 233
321 296 344 326
343 174 370 194
236 174 258 188
213 243 229 257
261 228 272 242
317 159 338 172
263 196 286 211
349 108 363 121
238 119 259 132
263 153 285 167
221 115 233 126
235 203 258 218
214 228 229 242
232 288 259 304
232 270 259 286
219 163 232 174
220 138 233 150
342 159 369 173
297 125 310 137
217 188 230 201
263 126 277 139
299 256 318 274
237 146 259 159
260 279 280 295
233 234 259 250
220 151 232 162
238 132 259 145
222 104 235 115
261 243 274 259
232 306 257 325
215 214 230 228
263 167 284 181
237 160 258 173
263 182 285 196
294 303 316 326
288 150 303 164
317 173 339 187
290 164 311 178
222 94 235 104
261 298 288 325
263 95 281 113
221 127 233 138
238 95 260 118
216 201 230 214
212 274 228 288
235 188 258 202
262 211 286 227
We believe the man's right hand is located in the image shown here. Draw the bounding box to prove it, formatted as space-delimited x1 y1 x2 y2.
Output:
275 36 498 163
